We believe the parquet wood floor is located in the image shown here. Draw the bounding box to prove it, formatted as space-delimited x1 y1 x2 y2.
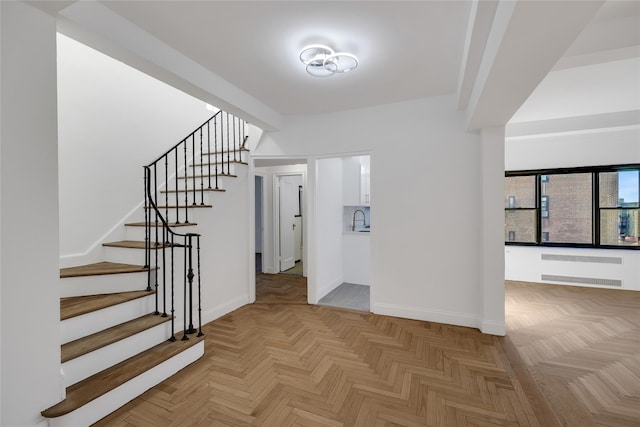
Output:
255 273 307 305
94 276 553 426
505 281 640 427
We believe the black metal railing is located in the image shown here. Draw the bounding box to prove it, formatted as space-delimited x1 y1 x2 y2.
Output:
143 110 247 341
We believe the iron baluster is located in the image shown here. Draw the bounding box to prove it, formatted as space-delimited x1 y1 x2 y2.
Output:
153 165 159 313
197 235 203 337
183 141 189 223
162 225 167 317
233 116 237 163
166 157 171 226
199 129 204 205
186 234 196 334
206 122 211 189
214 115 219 190
169 233 176 342
226 112 230 175
182 236 189 341
191 134 196 206
144 169 150 270
174 148 180 224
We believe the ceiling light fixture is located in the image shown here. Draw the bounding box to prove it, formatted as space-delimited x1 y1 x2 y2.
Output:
299 44 358 78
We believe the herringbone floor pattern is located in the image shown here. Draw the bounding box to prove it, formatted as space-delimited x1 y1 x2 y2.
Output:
255 273 307 305
95 276 551 426
505 281 640 427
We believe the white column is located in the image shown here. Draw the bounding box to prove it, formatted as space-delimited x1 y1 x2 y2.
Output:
1 2 62 425
480 127 505 335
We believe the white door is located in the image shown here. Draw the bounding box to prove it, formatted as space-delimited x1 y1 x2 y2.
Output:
279 178 296 271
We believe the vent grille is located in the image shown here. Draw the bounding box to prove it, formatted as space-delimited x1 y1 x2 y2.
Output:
541 274 622 287
541 254 622 264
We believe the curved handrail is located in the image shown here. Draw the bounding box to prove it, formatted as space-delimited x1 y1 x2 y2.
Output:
143 110 247 342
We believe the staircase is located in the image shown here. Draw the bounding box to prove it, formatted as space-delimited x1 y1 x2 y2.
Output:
42 111 249 426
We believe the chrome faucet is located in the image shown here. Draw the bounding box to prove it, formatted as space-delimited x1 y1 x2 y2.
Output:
352 209 366 231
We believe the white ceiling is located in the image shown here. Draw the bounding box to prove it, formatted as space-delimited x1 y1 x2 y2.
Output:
99 1 472 116
29 0 639 130
511 0 640 126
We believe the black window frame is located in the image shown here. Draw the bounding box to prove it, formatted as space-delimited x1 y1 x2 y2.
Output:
505 164 640 250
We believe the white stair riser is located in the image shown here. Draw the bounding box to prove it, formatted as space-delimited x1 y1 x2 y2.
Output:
124 225 199 241
158 193 213 207
60 270 154 298
61 294 155 344
200 151 248 163
48 341 204 427
189 162 238 176
63 321 173 387
174 176 227 190
103 246 147 265
103 244 200 266
143 207 212 229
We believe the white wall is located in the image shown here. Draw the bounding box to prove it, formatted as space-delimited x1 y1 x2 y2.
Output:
1 3 62 425
505 126 640 291
315 158 345 300
57 34 213 266
253 164 307 274
254 95 495 331
196 169 252 323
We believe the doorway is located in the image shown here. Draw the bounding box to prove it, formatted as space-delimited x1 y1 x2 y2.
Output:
252 159 307 277
277 174 304 275
255 175 263 273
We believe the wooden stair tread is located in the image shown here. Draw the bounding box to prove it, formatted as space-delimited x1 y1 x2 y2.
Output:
125 222 197 228
61 290 153 320
102 240 172 250
62 313 171 363
190 160 247 167
161 188 226 193
145 204 212 209
60 262 150 278
178 173 237 179
43 333 204 418
202 147 249 156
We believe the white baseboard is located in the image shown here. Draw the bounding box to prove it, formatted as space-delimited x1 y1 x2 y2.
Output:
481 320 505 336
202 294 249 325
372 302 481 330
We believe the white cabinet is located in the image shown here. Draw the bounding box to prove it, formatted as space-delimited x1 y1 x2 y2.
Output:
360 156 370 206
342 157 361 205
343 155 371 206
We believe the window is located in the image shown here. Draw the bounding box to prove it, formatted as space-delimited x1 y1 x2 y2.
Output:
541 173 592 244
505 165 639 250
541 196 549 218
504 175 537 243
599 170 639 246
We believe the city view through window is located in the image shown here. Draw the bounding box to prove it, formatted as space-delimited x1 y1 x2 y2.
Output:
505 168 639 248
